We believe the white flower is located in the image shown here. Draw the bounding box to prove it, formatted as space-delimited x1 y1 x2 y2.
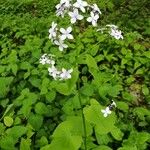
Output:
48 66 60 79
60 68 73 80
54 39 68 51
39 54 55 65
101 107 112 117
69 9 84 24
92 4 101 14
73 0 88 13
110 28 123 40
60 26 73 40
87 12 99 26
56 0 70 17
49 22 57 40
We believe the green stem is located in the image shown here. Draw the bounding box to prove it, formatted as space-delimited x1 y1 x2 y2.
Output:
77 80 87 150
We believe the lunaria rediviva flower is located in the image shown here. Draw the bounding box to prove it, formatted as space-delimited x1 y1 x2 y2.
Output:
39 54 55 65
101 107 112 117
73 0 88 13
60 26 73 40
48 65 60 80
60 68 73 80
54 39 68 51
101 100 117 117
49 22 57 41
56 0 71 17
69 9 84 24
87 11 99 26
91 4 101 15
110 28 123 40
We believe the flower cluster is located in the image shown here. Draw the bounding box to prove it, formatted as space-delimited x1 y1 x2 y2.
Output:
49 22 73 51
40 0 124 81
48 66 73 80
39 54 73 80
39 54 55 65
101 100 117 117
55 0 101 26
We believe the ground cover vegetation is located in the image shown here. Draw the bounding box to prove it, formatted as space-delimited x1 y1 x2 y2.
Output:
0 0 150 150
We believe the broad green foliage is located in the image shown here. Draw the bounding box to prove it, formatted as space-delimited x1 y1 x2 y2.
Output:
84 99 116 135
0 0 150 150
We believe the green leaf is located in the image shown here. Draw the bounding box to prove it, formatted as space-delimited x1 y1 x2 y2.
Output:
0 77 14 98
37 136 48 147
84 99 116 134
0 136 16 150
20 61 32 70
20 138 31 150
86 54 98 70
108 85 123 97
111 127 124 141
45 90 56 103
117 102 129 112
28 114 43 130
80 83 94 96
40 78 50 95
143 51 150 58
0 104 14 121
35 102 49 115
10 64 18 75
55 83 72 95
41 117 83 150
6 126 27 140
18 92 38 117
28 77 41 88
142 85 149 96
93 145 112 150
4 116 13 127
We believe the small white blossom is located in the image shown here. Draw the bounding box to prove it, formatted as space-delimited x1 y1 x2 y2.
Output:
92 4 101 14
39 54 55 65
48 65 60 80
110 28 123 40
73 0 88 13
56 0 71 17
49 22 57 41
101 107 112 117
87 12 99 26
69 9 84 24
60 68 73 80
54 39 68 51
60 26 73 40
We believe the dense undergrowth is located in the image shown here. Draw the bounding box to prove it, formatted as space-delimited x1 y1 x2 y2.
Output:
0 0 150 150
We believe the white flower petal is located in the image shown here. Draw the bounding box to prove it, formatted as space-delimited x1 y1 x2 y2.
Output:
78 15 84 20
59 46 64 51
67 34 73 39
104 113 108 117
82 1 88 6
92 20 97 26
63 43 68 48
60 28 66 34
81 7 85 13
68 12 73 17
60 35 66 40
87 17 92 22
67 26 72 33
71 18 76 24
